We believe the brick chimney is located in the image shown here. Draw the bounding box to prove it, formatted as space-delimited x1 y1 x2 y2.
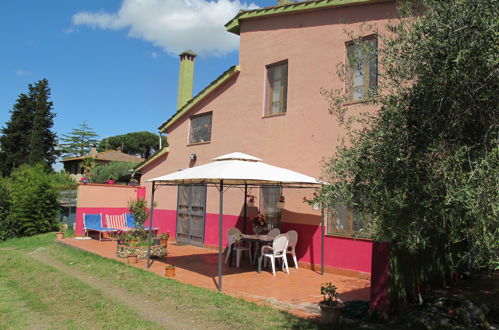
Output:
177 50 197 109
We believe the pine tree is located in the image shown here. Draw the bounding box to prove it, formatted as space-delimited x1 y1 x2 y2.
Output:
59 122 99 158
98 131 167 158
0 93 34 176
28 79 57 166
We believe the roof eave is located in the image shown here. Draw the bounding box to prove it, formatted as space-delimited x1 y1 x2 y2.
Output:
135 147 170 172
225 0 391 35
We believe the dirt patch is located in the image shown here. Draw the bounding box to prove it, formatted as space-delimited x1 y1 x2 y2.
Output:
28 248 201 330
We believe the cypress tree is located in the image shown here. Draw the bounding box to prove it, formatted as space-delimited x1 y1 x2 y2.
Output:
27 79 57 166
0 93 34 176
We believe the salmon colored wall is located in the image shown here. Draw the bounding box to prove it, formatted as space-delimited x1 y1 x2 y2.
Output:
75 185 146 235
136 2 397 309
77 184 144 208
141 1 398 220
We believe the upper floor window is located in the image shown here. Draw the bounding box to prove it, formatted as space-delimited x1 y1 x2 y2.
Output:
189 112 212 144
346 37 377 102
266 62 288 115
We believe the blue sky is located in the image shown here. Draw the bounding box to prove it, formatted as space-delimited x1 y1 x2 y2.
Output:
0 0 275 148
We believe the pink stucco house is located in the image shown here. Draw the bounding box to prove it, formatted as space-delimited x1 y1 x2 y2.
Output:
136 0 397 278
75 0 397 310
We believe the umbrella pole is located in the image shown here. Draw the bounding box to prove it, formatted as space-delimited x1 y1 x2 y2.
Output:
146 181 156 269
243 184 247 234
218 180 224 292
321 205 324 275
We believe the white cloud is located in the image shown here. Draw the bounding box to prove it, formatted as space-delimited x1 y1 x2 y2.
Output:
72 0 258 57
151 51 159 58
15 69 30 76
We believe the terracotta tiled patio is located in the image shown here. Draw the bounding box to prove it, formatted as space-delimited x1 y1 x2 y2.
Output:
58 237 370 318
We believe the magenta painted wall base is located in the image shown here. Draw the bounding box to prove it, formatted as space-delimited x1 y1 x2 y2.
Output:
75 207 372 274
370 241 391 314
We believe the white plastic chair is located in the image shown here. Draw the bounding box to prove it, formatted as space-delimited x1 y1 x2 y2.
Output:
267 228 280 238
262 234 289 276
286 230 298 269
224 227 252 267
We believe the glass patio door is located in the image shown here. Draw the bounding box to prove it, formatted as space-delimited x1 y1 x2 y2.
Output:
176 184 207 246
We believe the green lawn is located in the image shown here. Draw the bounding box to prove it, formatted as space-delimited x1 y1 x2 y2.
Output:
0 233 330 329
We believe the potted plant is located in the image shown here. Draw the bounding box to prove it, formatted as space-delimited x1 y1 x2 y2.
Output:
319 282 344 324
116 230 126 245
128 233 139 247
165 264 175 277
276 195 285 208
159 233 170 246
128 198 153 231
246 194 256 207
79 175 90 184
55 223 65 240
127 247 138 264
107 175 117 184
252 214 267 234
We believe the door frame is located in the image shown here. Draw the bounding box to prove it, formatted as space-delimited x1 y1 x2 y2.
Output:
175 184 207 246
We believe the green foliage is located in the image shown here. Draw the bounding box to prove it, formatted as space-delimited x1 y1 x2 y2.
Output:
320 282 339 306
0 79 58 175
98 131 167 159
2 164 59 239
88 161 135 183
318 0 498 305
128 198 152 230
0 94 33 176
28 79 57 166
0 177 13 241
49 171 78 190
59 122 99 158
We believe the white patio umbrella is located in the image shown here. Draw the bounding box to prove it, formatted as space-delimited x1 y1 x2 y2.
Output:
145 152 324 291
148 152 321 186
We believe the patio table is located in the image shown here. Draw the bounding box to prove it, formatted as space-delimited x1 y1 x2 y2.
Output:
239 234 274 273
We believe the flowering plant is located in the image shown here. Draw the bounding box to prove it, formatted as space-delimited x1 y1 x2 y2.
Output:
79 169 93 184
252 214 267 227
303 192 318 205
278 195 285 202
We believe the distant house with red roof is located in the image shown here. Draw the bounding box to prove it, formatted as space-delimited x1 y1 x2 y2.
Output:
62 146 144 177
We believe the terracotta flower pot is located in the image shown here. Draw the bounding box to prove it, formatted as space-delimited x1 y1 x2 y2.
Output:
127 255 138 264
319 301 343 324
165 267 175 277
56 232 64 240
